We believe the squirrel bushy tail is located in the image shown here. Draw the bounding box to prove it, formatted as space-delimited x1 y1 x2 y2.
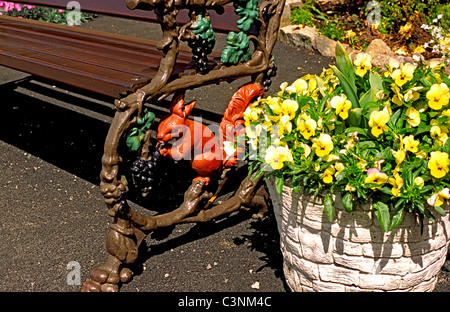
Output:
219 83 264 167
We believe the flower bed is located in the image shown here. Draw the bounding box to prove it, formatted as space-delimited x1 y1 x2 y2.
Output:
244 42 450 232
290 0 450 60
0 1 93 25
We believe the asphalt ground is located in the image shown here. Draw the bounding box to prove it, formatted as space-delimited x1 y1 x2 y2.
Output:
0 14 448 295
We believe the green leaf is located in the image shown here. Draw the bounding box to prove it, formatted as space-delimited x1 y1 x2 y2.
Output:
389 206 405 231
342 192 354 212
416 202 435 221
330 65 360 108
378 186 393 195
360 72 383 109
275 176 284 194
345 126 368 137
263 103 275 116
420 77 432 88
143 111 156 129
373 201 390 232
434 205 447 216
323 193 335 222
348 107 363 127
363 182 381 189
126 133 143 152
335 42 356 94
280 134 296 142
358 141 376 148
388 108 402 128
251 168 265 181
414 124 432 136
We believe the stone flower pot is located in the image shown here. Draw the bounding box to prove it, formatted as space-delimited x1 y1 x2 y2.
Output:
266 178 450 292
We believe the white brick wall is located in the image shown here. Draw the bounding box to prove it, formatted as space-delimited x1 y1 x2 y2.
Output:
267 178 450 292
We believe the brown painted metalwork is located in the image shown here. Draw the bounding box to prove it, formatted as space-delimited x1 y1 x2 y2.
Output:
0 0 285 292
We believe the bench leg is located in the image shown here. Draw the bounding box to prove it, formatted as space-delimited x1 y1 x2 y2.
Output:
82 99 146 292
81 93 270 291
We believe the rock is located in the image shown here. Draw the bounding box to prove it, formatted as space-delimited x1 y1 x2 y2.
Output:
364 39 396 68
314 35 337 58
279 25 319 50
286 0 304 6
251 281 260 289
281 1 304 27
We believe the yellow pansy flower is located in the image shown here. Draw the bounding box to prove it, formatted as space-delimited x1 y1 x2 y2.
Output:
416 150 427 159
364 168 389 189
430 125 449 147
334 162 345 176
330 94 352 120
405 107 421 127
302 74 319 99
368 107 390 137
311 133 334 157
441 109 450 122
356 158 368 170
278 115 292 136
345 184 356 192
243 104 262 125
281 99 299 120
345 29 356 39
298 142 311 157
426 83 450 110
285 78 308 94
353 53 372 77
345 131 359 150
399 22 413 39
323 153 339 162
388 171 404 197
384 58 400 78
392 149 406 171
297 118 317 140
264 145 293 170
414 177 424 189
414 45 426 54
391 63 416 87
403 135 419 153
322 166 335 184
427 188 450 207
392 84 422 106
404 88 421 102
428 151 450 179
391 84 404 106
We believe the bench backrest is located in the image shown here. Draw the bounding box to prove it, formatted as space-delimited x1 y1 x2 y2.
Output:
10 0 240 33
2 0 286 102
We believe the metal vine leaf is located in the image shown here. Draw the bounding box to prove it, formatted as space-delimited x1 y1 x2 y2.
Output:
126 109 156 151
234 0 259 32
221 31 251 65
220 0 259 65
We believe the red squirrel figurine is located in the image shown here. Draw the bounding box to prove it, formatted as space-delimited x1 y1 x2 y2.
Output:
157 83 264 185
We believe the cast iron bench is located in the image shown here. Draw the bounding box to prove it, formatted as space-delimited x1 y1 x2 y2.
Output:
0 0 286 291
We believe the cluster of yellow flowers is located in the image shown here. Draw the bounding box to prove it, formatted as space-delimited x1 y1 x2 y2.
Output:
244 69 339 172
244 51 450 210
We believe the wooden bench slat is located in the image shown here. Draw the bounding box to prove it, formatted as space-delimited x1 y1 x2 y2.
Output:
1 29 161 78
0 15 223 98
0 23 196 75
0 41 152 97
0 16 194 63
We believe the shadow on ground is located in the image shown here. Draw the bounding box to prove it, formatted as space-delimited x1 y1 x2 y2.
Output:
0 76 288 292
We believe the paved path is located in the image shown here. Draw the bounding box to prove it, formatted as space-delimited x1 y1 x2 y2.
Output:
0 15 448 293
